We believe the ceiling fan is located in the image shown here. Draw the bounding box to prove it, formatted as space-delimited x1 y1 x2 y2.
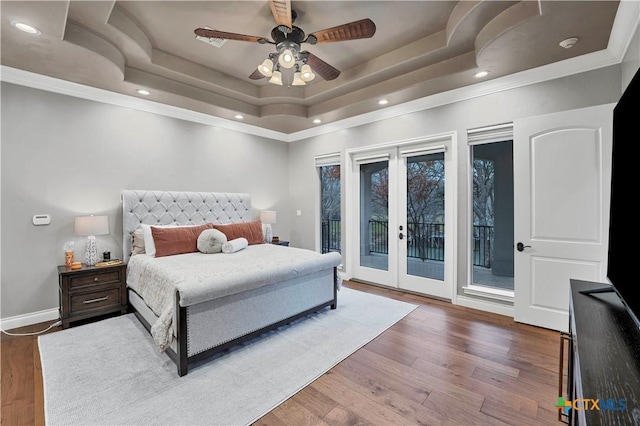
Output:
194 0 376 85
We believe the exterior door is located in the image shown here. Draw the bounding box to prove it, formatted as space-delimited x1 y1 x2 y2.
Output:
348 137 454 300
513 104 614 332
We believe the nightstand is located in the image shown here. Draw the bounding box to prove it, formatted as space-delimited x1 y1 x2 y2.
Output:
271 240 289 246
58 263 128 329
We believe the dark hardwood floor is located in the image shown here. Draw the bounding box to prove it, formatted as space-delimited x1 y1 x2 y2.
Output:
1 281 564 425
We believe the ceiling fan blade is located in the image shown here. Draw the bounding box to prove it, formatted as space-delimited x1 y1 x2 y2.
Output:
249 69 266 80
194 28 267 43
268 0 292 29
308 18 376 44
305 52 341 81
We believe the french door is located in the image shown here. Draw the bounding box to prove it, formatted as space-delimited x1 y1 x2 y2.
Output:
346 136 455 300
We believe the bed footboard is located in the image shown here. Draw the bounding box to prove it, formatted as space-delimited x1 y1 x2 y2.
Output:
166 267 338 376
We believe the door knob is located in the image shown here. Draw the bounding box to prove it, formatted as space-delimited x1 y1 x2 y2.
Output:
516 242 531 252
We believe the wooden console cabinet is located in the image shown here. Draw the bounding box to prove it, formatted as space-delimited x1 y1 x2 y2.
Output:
563 279 640 425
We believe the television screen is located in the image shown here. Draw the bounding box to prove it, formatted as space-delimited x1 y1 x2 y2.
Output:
607 66 640 329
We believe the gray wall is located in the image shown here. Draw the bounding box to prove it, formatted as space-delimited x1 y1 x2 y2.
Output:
1 83 289 319
288 65 623 291
622 16 640 90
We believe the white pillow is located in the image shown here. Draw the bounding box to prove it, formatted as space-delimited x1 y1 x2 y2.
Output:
197 229 228 254
222 237 249 254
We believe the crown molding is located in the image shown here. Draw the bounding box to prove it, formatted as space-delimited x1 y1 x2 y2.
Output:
1 0 637 144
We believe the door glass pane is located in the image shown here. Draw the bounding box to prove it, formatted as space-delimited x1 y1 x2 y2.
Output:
406 153 445 280
320 165 341 254
471 141 514 291
360 161 389 271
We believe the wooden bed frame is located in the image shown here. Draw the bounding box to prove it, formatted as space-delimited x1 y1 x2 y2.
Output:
121 190 338 376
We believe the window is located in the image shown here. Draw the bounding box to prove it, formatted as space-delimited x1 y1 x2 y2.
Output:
468 125 514 293
316 153 341 254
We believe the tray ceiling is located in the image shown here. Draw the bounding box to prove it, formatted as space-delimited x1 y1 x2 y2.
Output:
0 1 623 135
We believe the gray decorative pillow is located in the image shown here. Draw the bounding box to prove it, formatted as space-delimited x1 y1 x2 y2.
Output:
197 228 228 254
131 227 146 255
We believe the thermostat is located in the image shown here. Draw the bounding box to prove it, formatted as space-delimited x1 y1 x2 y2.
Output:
32 214 51 226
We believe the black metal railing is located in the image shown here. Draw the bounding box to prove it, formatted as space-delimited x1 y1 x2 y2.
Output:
369 220 389 254
321 219 341 254
473 225 493 268
321 219 494 268
406 222 445 262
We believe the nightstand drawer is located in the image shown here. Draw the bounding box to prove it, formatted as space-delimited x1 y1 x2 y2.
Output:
70 287 122 314
69 270 122 289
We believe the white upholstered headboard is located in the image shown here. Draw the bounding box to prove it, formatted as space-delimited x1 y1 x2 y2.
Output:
121 190 252 263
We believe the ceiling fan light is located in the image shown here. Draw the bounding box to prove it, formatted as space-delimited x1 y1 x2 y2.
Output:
258 59 273 77
269 70 283 85
279 49 295 69
300 64 315 82
292 72 306 86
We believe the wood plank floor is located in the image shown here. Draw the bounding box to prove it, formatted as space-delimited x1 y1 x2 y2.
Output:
1 281 565 425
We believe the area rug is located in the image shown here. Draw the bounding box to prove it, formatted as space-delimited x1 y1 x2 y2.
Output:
38 287 417 426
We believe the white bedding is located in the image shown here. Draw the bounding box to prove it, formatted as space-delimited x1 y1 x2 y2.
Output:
127 244 342 350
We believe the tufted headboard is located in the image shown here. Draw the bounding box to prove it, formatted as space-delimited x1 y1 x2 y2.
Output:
121 190 252 263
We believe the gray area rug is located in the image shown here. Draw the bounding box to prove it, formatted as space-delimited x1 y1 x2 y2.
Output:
38 287 417 426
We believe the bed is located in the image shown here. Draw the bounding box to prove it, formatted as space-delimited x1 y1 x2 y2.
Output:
121 190 342 376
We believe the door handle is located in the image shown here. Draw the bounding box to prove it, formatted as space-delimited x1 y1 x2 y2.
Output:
399 232 404 240
516 242 531 252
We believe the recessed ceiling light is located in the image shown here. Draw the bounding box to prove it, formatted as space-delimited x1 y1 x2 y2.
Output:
559 37 579 49
11 21 40 35
234 114 244 120
474 71 489 78
136 89 150 96
378 99 389 105
313 118 322 124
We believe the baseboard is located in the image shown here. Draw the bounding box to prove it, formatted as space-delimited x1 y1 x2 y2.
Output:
1 308 59 331
455 295 514 318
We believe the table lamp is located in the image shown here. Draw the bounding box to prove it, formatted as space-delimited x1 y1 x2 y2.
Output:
74 215 109 266
259 210 277 243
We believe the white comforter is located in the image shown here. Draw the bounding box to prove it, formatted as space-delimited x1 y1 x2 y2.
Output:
127 244 342 350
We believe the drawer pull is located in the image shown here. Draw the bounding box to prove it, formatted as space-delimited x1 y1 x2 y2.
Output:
83 296 108 304
94 277 99 282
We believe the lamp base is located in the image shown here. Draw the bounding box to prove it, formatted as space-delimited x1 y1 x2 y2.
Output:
264 224 273 244
84 235 99 266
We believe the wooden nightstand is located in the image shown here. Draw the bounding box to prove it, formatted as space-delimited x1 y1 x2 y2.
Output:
58 263 128 329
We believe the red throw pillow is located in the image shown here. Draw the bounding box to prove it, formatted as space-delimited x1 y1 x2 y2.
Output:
212 221 264 245
152 223 214 257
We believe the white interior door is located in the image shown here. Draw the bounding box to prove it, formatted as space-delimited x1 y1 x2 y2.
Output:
513 104 614 332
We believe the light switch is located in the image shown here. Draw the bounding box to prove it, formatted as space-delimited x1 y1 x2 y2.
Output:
296 210 302 216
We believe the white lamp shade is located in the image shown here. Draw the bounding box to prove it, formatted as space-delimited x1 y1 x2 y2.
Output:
292 71 306 86
259 210 277 224
258 59 273 77
279 49 295 69
269 70 283 85
74 215 109 236
300 64 315 82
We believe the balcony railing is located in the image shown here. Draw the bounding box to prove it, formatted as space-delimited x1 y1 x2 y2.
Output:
321 219 341 253
322 220 494 268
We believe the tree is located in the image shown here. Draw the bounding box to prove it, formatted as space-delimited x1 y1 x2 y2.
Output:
406 158 445 225
320 165 340 220
473 158 494 226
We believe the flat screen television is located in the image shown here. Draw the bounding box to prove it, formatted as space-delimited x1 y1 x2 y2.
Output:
586 66 640 330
